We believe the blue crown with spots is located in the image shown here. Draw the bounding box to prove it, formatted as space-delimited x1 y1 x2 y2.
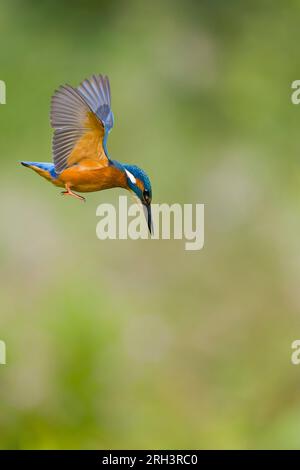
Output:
123 164 152 199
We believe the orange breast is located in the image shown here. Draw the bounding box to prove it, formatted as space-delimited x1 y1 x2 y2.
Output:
57 162 128 193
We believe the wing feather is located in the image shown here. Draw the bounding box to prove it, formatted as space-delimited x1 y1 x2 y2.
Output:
50 75 114 174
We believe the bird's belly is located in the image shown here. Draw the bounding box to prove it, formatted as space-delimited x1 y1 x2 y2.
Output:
57 164 127 193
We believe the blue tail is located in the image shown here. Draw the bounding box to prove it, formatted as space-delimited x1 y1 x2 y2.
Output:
21 161 57 179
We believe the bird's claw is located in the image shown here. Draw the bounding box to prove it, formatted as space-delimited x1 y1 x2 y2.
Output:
61 190 86 202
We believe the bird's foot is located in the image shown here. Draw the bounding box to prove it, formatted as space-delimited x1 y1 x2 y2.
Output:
61 187 86 202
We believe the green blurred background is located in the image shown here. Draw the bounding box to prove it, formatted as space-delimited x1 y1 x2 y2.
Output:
0 0 300 449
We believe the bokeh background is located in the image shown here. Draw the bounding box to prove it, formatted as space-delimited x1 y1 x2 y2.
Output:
0 0 300 449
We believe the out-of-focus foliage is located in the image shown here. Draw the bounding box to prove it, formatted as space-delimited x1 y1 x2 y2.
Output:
0 0 300 449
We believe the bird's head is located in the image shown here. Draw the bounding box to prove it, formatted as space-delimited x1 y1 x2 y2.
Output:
124 164 152 233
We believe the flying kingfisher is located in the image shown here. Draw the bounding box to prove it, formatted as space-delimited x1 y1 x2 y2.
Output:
21 75 153 232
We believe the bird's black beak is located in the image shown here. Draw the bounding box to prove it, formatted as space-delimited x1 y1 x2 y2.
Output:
143 203 152 234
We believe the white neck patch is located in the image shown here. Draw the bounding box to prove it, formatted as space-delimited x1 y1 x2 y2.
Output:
125 169 137 184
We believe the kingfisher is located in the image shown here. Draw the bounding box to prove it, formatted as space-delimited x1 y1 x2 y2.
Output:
21 75 153 232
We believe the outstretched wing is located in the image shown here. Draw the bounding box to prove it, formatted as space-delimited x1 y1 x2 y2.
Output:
50 75 114 174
